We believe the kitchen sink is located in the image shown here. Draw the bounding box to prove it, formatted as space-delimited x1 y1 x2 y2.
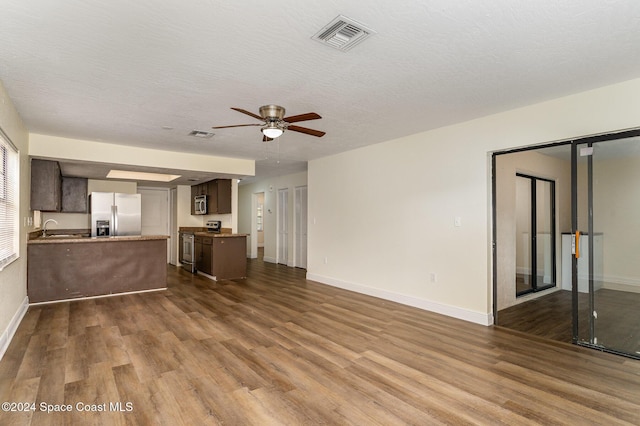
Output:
44 234 85 238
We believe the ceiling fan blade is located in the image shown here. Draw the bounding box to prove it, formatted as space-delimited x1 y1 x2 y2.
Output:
262 135 273 142
283 112 322 123
287 125 326 137
212 123 261 129
231 107 263 121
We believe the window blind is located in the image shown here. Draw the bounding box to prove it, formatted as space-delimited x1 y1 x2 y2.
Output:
0 129 19 271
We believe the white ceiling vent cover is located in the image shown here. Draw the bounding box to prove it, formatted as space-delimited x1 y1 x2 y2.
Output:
312 15 376 51
188 130 215 138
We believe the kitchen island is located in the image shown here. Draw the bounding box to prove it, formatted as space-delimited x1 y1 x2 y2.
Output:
179 227 247 280
194 232 247 280
27 233 168 303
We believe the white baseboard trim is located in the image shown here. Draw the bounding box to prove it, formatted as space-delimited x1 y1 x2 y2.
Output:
306 273 493 326
602 281 640 293
0 296 29 362
263 256 277 264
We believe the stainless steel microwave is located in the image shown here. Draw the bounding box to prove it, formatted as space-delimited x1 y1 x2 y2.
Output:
194 195 208 215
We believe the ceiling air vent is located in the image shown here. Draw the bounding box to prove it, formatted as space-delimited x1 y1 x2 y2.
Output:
188 130 215 139
312 15 376 51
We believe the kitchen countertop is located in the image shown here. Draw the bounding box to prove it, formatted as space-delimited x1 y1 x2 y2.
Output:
28 234 169 244
192 232 247 238
179 227 247 238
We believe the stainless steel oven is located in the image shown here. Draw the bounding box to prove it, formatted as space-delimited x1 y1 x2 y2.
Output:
179 232 196 273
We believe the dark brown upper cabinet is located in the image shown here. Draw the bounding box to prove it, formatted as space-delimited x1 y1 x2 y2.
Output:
31 159 88 212
61 177 88 213
207 179 231 214
190 178 232 215
30 159 61 211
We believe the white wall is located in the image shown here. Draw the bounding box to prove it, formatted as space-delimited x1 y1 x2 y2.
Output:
0 80 30 360
238 172 307 264
308 77 640 326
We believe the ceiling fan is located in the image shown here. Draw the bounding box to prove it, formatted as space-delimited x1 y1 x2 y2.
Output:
212 105 325 141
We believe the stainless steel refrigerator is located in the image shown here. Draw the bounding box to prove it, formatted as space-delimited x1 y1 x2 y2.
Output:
90 192 142 237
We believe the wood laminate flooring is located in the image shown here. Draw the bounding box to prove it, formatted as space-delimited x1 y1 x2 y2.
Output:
498 288 640 355
1 260 640 425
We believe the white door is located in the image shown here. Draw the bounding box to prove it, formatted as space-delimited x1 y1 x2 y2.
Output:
138 187 170 260
294 186 308 269
277 188 289 265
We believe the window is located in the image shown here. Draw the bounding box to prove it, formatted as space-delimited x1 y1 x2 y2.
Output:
0 129 19 270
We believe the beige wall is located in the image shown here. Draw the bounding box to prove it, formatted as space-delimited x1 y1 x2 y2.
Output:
238 172 307 264
29 134 254 177
308 77 640 325
0 81 30 359
495 150 571 310
592 154 640 290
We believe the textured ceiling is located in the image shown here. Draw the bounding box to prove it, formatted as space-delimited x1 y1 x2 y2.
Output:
1 0 640 184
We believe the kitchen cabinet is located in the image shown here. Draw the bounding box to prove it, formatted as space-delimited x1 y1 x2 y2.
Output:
30 159 61 211
211 236 246 280
190 178 232 215
27 236 168 303
207 179 232 214
194 233 246 280
61 176 88 213
195 235 213 275
31 159 89 212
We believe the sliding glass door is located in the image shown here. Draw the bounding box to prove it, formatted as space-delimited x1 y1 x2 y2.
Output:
516 174 556 297
573 133 640 357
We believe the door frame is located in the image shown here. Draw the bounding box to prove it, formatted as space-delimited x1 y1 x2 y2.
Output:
515 173 557 297
277 187 289 265
293 185 308 269
491 127 640 360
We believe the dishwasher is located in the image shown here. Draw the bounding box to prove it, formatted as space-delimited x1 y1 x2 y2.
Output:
179 232 196 273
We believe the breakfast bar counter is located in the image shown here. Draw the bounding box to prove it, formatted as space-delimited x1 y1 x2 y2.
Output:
27 234 168 303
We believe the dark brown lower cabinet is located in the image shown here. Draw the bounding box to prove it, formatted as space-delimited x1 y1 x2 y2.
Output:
27 237 168 303
211 236 246 280
195 235 246 280
195 236 213 275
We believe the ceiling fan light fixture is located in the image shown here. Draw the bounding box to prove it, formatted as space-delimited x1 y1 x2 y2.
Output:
261 123 284 139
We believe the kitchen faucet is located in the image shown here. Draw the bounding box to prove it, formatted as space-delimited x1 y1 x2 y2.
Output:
42 219 58 237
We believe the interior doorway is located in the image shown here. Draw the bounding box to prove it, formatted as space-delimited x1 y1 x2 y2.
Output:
493 128 640 359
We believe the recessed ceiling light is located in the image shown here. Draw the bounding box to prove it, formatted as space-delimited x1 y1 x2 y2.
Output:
107 170 181 182
161 126 174 130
